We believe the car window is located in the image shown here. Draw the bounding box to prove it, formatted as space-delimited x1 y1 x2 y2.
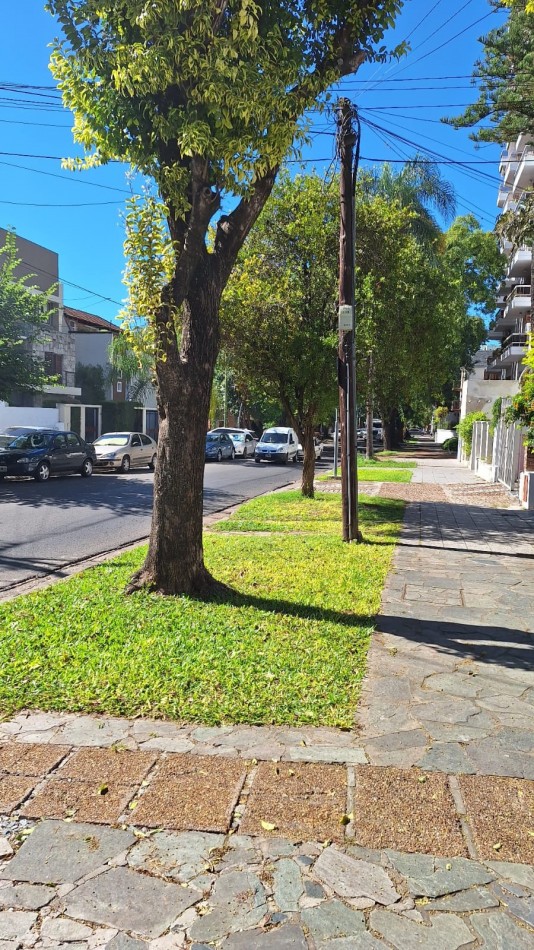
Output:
66 433 81 448
131 435 141 447
140 434 152 446
53 435 67 450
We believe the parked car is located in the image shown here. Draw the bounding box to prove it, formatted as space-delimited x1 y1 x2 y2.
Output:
92 432 157 473
255 427 299 464
0 429 96 482
297 437 323 461
210 427 258 458
205 431 235 461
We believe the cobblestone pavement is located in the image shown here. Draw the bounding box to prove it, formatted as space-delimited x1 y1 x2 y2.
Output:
1 449 534 946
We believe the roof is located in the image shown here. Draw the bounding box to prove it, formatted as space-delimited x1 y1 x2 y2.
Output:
63 305 121 334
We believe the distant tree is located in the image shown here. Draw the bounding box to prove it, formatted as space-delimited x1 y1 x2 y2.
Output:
222 173 339 497
0 233 51 402
108 332 154 404
49 0 406 595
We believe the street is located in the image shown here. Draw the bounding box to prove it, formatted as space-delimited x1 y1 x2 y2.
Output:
0 459 328 594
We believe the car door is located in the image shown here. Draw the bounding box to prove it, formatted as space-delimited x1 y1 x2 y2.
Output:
130 433 143 467
65 432 85 473
140 434 153 463
49 433 69 473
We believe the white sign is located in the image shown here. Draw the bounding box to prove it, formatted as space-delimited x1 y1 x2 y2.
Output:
338 305 353 331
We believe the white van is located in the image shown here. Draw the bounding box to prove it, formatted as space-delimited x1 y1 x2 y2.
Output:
254 426 299 464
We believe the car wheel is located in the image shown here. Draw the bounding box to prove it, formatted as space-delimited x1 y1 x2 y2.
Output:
243 446 248 459
120 455 131 473
230 447 235 460
34 461 50 482
217 449 222 462
81 458 93 477
148 454 156 471
292 453 297 464
255 456 261 464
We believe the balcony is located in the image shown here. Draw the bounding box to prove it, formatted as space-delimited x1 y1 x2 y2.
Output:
43 371 81 399
503 284 531 321
508 246 532 277
487 333 528 370
513 147 534 193
499 237 513 256
497 185 511 209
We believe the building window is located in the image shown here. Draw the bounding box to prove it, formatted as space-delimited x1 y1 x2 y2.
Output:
116 380 123 393
44 352 63 378
47 303 59 330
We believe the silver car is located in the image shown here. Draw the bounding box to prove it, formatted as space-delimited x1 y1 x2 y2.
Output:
92 432 157 473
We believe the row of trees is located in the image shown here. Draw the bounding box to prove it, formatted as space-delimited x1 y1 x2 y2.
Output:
220 165 503 494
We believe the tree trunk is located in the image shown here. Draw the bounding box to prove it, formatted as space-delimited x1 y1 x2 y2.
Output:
365 354 374 460
382 409 396 451
126 275 221 595
301 422 316 498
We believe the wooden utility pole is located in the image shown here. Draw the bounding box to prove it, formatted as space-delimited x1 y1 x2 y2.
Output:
337 98 361 542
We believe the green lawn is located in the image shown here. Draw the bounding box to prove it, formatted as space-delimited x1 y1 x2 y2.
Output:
320 459 414 484
0 491 403 728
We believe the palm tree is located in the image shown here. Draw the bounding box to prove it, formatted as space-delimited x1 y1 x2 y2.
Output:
360 155 457 247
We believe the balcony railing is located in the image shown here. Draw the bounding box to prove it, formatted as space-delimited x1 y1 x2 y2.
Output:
488 333 528 367
44 371 77 388
506 284 531 304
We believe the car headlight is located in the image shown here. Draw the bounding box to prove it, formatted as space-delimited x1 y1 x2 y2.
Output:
276 445 286 452
101 452 118 459
17 457 30 463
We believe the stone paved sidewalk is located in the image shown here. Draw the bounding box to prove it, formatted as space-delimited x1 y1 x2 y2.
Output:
1 447 534 947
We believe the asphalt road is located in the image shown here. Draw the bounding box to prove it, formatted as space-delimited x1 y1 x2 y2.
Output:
0 458 329 593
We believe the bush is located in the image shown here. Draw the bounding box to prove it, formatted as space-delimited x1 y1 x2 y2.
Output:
457 411 488 457
490 396 503 435
433 406 449 428
442 437 458 453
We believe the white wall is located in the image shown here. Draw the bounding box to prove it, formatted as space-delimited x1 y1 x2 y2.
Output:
0 406 63 430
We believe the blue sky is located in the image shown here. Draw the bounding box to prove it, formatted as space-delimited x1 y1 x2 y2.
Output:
0 0 506 322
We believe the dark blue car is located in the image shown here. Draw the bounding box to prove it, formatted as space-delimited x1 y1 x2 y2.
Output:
205 431 235 462
0 429 96 482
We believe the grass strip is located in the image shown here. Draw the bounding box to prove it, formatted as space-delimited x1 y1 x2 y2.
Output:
0 491 403 728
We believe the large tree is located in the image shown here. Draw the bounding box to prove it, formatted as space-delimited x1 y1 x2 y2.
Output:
222 173 339 497
48 0 405 595
0 233 52 402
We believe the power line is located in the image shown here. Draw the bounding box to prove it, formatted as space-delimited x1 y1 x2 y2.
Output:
395 10 499 74
0 198 123 207
0 159 135 195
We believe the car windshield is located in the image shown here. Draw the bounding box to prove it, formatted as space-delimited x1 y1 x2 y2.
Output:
206 433 219 443
7 433 50 450
261 432 287 444
94 434 130 446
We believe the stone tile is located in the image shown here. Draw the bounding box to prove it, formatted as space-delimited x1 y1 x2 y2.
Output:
364 731 428 754
313 846 399 905
459 774 534 863
418 743 476 775
41 919 94 941
239 762 346 843
0 911 36 942
322 937 387 949
138 738 194 754
423 672 480 699
415 699 480 724
188 870 267 942
300 900 365 944
370 909 473 950
469 911 534 948
487 860 534 892
272 858 303 911
105 935 145 950
58 750 157 785
132 756 245 833
353 767 466 857
0 884 55 910
127 830 224 883
221 923 307 949
424 886 499 911
465 738 534 779
21 779 135 824
53 718 130 748
3 744 71 778
386 852 494 898
492 884 534 926
0 776 35 813
0 840 12 860
1 820 135 884
64 867 199 938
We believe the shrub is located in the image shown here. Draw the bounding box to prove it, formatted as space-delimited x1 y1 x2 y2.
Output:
433 406 449 428
442 437 458 453
490 396 503 435
457 411 488 457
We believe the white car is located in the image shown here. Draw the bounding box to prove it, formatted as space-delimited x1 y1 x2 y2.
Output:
92 431 157 473
210 427 258 458
255 426 299 464
297 437 323 461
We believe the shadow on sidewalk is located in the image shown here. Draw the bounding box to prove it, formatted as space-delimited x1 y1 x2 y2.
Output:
378 614 534 672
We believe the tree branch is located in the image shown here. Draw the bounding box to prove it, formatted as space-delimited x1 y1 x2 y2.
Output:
214 166 279 287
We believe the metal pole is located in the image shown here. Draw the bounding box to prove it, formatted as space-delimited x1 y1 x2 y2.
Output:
333 408 339 476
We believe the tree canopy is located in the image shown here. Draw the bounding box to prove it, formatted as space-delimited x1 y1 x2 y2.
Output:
0 233 52 402
448 0 534 143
